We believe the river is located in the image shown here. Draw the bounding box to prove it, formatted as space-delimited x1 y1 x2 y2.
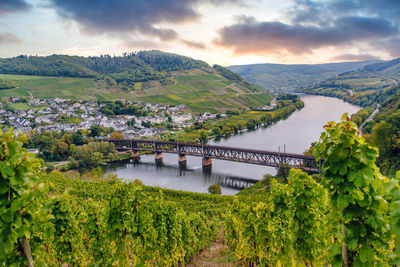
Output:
104 95 360 195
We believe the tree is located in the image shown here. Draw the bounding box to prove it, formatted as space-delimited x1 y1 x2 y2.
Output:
110 132 124 140
208 184 221 194
89 125 102 137
212 127 221 137
276 163 290 180
369 120 392 158
71 131 84 146
199 130 208 144
52 141 69 159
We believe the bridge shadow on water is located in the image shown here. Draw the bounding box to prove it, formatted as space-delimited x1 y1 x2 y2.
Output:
102 159 259 192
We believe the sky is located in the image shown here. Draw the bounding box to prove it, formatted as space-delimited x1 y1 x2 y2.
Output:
0 0 399 66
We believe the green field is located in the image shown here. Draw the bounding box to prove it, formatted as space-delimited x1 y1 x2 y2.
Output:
10 102 30 110
0 71 272 113
0 74 134 101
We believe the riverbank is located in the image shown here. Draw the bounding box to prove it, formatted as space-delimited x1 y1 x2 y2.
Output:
106 95 360 194
172 97 304 143
48 153 131 172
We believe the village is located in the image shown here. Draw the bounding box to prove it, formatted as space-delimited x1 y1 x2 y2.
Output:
0 97 220 138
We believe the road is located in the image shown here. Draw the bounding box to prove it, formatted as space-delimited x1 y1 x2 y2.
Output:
359 104 380 135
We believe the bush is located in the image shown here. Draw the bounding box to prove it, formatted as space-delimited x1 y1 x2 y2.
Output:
46 164 55 174
276 163 291 180
133 179 144 185
208 184 221 194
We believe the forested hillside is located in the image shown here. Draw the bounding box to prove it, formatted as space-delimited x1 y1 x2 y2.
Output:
362 88 400 176
0 51 208 86
0 51 272 112
298 58 400 106
228 60 378 92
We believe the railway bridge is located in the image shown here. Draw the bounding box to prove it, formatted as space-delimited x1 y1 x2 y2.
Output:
105 139 321 173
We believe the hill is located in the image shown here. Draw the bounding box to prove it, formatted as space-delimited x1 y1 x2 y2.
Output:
298 58 400 106
227 60 379 92
363 87 400 175
0 51 272 113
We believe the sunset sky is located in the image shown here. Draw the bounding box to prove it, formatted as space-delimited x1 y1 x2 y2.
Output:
0 0 399 66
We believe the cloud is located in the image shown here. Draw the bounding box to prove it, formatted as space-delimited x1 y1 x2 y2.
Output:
181 39 206 49
214 16 397 55
0 0 31 16
215 0 400 58
330 0 400 21
49 0 242 41
119 39 168 50
331 54 382 62
289 0 400 25
375 37 400 58
0 32 22 44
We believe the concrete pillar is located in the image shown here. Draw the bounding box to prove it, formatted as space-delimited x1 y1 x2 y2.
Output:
178 154 187 168
131 151 140 162
202 157 212 167
155 152 163 164
202 157 212 176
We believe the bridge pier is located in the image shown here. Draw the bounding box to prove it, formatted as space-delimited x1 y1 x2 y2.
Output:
178 154 187 168
202 157 212 167
108 139 321 174
202 157 212 174
155 152 163 164
131 151 140 162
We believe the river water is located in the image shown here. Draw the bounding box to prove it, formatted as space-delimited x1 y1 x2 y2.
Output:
104 95 359 194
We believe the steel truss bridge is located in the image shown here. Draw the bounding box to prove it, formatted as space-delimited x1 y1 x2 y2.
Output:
106 139 321 173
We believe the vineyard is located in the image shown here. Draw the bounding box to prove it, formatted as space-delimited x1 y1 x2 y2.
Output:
1 114 400 266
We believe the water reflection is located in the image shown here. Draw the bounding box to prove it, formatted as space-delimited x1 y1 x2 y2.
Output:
103 157 257 195
105 95 360 194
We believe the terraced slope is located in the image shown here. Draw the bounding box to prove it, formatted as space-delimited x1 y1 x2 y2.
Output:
298 58 400 106
0 51 272 113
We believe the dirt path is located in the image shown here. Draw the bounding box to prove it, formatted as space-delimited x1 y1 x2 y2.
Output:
27 90 33 101
187 227 239 267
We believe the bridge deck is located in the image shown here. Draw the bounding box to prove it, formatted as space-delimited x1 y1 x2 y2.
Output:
104 139 321 173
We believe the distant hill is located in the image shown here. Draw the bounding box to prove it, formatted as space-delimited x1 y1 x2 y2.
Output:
0 51 272 113
227 61 379 92
0 51 209 86
298 58 400 106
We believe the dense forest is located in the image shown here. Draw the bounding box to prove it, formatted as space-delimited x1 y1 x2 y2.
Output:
0 51 214 89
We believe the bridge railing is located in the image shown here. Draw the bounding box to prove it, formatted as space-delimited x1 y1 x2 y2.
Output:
104 138 321 173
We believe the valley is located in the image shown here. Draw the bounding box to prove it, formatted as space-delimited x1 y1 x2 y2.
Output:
0 51 399 267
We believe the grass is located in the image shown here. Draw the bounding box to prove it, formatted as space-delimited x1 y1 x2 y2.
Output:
176 73 223 81
0 74 133 101
187 227 239 267
10 102 30 110
236 177 270 196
